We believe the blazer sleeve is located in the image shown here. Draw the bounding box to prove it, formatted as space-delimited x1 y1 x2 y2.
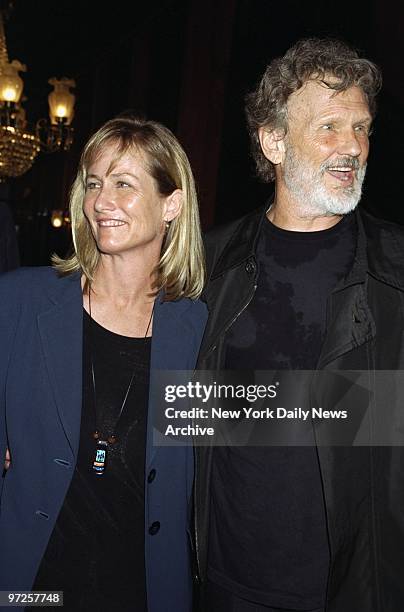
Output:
0 273 22 490
0 203 19 274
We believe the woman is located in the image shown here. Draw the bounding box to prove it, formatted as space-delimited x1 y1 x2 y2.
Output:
0 115 207 611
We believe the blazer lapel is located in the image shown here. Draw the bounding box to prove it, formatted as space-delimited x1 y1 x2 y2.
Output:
37 274 83 459
147 298 196 467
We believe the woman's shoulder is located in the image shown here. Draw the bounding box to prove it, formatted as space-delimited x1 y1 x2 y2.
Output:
157 295 208 334
0 264 58 280
160 295 207 318
0 266 54 292
0 267 79 303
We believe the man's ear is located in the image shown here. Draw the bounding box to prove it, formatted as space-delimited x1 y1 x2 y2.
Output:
163 189 183 223
258 127 286 165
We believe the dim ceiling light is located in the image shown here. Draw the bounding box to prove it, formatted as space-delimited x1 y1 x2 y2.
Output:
51 210 64 228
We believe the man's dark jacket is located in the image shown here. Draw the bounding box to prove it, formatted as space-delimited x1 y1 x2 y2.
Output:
195 205 404 612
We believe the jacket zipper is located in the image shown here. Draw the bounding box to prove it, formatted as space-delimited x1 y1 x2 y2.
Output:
201 282 258 361
194 280 258 581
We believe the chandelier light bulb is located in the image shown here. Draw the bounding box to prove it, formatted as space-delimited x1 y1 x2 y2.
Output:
48 77 76 125
0 60 26 103
0 12 76 179
55 104 68 118
2 85 18 101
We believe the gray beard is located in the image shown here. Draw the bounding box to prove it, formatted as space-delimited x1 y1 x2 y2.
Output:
282 146 367 217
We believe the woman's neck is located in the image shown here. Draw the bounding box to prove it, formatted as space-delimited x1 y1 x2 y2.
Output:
82 254 157 337
90 253 156 305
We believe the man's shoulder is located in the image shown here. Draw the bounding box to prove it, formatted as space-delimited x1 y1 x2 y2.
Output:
360 209 404 288
360 208 404 248
204 213 251 251
204 205 266 276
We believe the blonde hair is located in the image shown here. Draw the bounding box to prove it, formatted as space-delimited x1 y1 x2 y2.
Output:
53 115 205 300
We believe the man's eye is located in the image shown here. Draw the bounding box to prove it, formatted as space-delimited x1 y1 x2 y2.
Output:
321 124 333 131
354 125 370 134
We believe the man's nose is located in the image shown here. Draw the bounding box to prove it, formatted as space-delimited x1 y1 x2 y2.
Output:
337 128 363 158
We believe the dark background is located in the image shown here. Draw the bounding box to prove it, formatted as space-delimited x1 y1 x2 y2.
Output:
1 0 403 265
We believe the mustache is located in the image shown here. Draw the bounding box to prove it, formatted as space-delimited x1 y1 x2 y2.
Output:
321 157 360 172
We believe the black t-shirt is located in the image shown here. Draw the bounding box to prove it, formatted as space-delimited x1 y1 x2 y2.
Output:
208 214 357 609
34 311 151 611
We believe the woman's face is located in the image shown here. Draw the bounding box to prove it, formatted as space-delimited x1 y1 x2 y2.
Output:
83 142 176 259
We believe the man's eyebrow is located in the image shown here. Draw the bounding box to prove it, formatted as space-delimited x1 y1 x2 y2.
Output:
354 117 373 125
314 114 372 124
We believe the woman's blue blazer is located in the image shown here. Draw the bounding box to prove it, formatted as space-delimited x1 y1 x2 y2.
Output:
0 267 207 612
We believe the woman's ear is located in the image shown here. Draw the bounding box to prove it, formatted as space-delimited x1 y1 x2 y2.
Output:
163 189 183 223
258 126 286 165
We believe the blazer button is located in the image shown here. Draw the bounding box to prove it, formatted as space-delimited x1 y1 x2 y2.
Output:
245 260 256 275
35 510 50 520
149 521 160 535
147 468 156 483
53 458 71 468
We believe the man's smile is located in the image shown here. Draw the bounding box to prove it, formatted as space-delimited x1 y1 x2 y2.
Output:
326 168 355 183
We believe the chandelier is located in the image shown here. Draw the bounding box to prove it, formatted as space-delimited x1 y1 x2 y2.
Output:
0 12 76 180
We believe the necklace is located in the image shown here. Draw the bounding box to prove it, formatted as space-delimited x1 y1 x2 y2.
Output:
87 285 153 476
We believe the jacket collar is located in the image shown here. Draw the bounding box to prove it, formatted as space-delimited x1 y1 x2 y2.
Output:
37 272 202 464
334 208 404 292
37 271 83 459
211 200 404 291
331 209 367 291
359 208 404 290
211 203 270 280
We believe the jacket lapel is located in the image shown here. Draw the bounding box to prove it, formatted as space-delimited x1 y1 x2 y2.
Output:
37 274 83 459
147 297 197 467
317 211 376 369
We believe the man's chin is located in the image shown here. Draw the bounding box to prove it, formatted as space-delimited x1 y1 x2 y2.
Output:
313 186 362 216
298 197 360 218
322 198 360 216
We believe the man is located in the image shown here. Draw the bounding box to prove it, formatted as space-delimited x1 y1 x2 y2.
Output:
196 38 404 612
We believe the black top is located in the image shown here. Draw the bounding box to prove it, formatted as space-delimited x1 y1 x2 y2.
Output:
208 214 357 609
34 310 151 611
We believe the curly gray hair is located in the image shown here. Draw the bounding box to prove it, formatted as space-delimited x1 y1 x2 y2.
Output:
245 38 382 182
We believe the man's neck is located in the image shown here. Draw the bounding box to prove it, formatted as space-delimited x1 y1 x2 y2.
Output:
268 188 342 232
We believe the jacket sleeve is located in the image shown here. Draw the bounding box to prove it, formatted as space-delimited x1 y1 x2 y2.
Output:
0 203 19 274
0 273 22 493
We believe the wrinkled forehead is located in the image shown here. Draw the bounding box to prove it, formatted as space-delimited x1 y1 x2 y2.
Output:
286 79 370 122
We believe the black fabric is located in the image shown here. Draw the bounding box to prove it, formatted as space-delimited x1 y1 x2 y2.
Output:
33 310 150 611
208 215 356 610
0 202 19 273
205 580 325 612
196 205 404 611
225 214 356 369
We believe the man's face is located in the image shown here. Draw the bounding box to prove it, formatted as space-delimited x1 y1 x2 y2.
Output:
279 81 372 217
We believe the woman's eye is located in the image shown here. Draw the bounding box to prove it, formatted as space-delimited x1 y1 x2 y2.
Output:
321 124 333 131
86 181 100 190
117 181 130 188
